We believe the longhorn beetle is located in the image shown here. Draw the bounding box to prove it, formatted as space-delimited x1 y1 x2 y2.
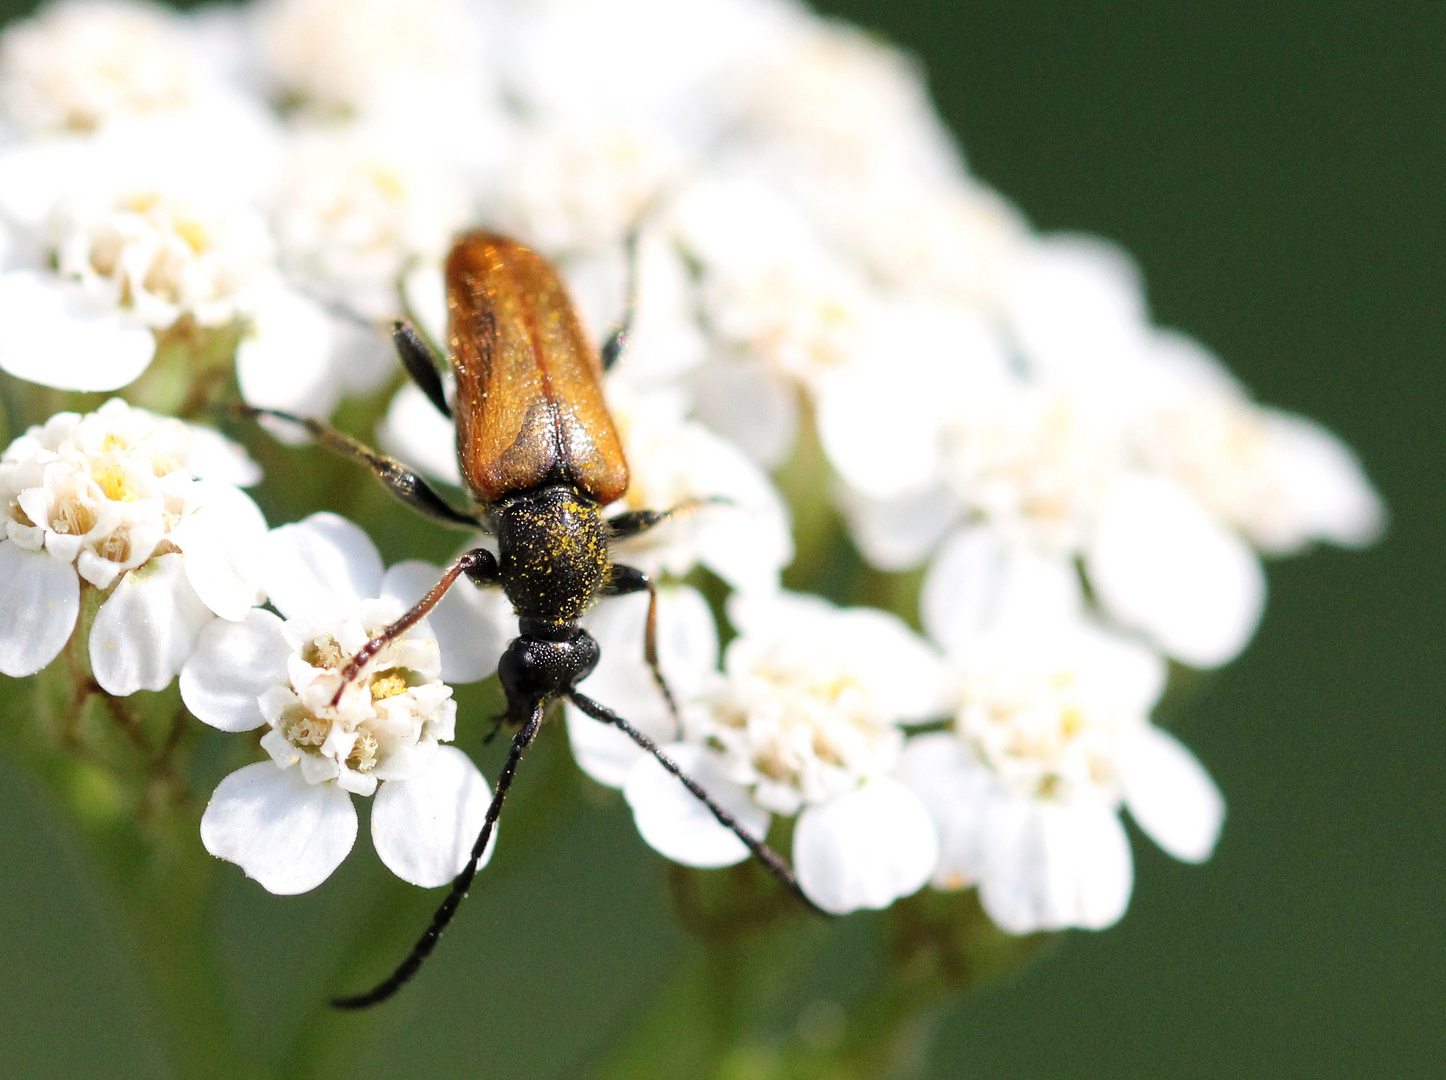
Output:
240 231 819 1010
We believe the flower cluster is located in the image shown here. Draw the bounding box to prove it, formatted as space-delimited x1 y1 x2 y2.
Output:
0 397 263 692
0 0 1384 935
183 514 500 893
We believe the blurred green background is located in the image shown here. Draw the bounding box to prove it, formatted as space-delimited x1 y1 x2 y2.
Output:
1 1 1441 1077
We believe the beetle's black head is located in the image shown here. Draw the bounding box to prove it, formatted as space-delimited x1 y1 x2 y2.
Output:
497 627 600 723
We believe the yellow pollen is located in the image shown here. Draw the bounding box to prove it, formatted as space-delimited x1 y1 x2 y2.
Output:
92 464 137 502
1060 706 1086 738
175 220 209 254
369 673 409 701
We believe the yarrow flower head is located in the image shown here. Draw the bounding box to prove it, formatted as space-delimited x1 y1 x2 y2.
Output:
182 513 496 894
572 588 946 915
901 620 1225 934
0 0 211 135
0 398 265 692
0 0 1387 967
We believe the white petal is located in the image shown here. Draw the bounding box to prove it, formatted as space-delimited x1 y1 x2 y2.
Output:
921 525 1084 652
1120 725 1225 864
897 733 994 889
1006 235 1150 387
687 439 793 595
180 608 289 731
372 746 494 887
623 742 768 868
200 762 357 895
381 559 512 683
690 359 799 467
1263 411 1386 552
0 541 79 677
815 362 943 499
793 778 939 914
377 383 462 486
838 483 960 572
89 554 213 695
0 271 155 391
172 482 268 620
978 794 1133 933
236 286 338 414
185 425 263 487
262 513 382 622
401 263 447 353
1087 474 1265 668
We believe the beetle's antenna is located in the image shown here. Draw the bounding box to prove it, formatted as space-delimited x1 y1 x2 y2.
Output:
329 547 498 707
331 701 545 1011
568 692 830 918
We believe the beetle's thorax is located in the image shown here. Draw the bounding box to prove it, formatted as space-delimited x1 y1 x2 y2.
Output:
493 483 610 627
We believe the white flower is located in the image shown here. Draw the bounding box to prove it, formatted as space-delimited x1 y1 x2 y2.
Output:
603 385 792 596
0 398 265 692
270 121 473 320
1131 331 1385 555
0 0 210 135
592 590 945 914
182 512 495 893
254 0 490 121
729 16 962 191
0 153 338 408
495 120 688 259
665 173 879 464
850 384 1269 669
50 184 273 330
900 620 1224 935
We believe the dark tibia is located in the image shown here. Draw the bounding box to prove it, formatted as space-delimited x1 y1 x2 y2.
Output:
606 496 733 542
603 564 679 725
568 692 829 918
600 227 641 372
392 320 451 418
330 547 499 707
233 404 479 529
331 702 544 1010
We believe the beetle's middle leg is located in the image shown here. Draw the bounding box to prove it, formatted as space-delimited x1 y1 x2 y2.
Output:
604 563 681 727
234 404 481 529
606 497 731 543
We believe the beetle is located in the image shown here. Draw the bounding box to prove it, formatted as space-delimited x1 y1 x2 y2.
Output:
240 231 816 1010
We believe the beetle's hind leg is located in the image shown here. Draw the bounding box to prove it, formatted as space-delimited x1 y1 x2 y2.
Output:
234 404 481 530
332 699 546 1010
569 692 830 918
605 564 681 728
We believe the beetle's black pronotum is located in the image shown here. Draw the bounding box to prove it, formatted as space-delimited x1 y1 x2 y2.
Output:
241 231 818 1010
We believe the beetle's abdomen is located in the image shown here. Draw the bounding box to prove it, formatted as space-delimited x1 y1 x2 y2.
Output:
495 485 611 625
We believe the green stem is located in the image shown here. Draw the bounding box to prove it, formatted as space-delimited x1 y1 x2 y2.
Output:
0 640 260 1080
